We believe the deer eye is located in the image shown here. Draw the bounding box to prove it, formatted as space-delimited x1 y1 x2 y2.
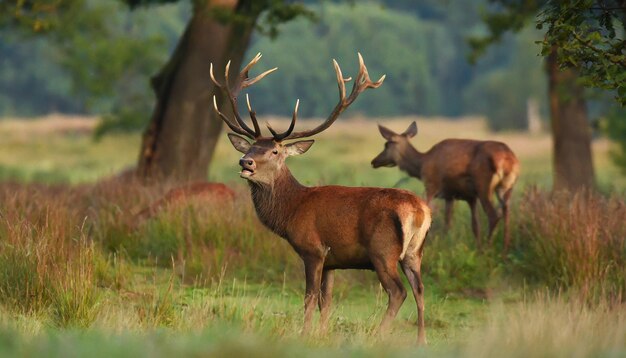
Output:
272 149 278 155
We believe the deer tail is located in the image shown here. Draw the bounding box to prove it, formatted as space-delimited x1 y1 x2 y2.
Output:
400 202 431 260
490 153 519 193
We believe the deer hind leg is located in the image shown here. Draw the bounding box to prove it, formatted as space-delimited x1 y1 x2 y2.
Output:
478 179 500 246
302 256 324 335
372 257 407 335
401 249 427 345
444 198 454 232
318 269 334 333
499 188 513 255
467 198 481 248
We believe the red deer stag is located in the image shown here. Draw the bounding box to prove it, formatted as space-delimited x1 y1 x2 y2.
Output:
211 53 431 343
371 122 519 252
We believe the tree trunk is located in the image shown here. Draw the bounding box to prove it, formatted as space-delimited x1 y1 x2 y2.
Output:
547 45 595 191
137 0 257 182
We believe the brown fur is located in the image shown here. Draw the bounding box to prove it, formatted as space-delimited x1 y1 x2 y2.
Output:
372 121 519 252
229 136 431 343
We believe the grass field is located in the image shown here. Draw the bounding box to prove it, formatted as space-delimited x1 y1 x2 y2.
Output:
0 114 624 357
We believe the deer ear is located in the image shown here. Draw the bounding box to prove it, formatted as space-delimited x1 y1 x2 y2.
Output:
227 133 251 154
285 140 314 156
402 121 418 138
378 124 397 140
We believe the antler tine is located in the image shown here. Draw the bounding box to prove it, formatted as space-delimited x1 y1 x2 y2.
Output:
211 61 256 136
268 99 299 141
240 52 263 79
242 67 278 89
209 63 221 88
221 60 258 136
210 54 277 138
245 94 261 136
280 53 384 141
358 52 385 87
212 95 255 139
345 52 385 105
333 59 347 102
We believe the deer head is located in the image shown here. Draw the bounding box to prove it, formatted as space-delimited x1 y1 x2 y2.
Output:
371 121 418 168
211 53 385 185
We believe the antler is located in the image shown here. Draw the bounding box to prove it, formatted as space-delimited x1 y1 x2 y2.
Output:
268 52 385 141
210 52 277 139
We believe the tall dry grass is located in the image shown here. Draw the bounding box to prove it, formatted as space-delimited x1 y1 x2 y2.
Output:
515 188 626 299
0 179 300 309
86 178 300 283
0 183 100 327
463 293 626 357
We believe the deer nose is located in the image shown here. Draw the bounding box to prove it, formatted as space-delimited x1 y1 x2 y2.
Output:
239 158 255 167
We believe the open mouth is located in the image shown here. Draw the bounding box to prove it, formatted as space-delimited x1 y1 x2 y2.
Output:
240 168 255 178
371 161 394 168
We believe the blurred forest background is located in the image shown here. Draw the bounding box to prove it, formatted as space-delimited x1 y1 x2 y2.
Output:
0 0 608 130
2 0 625 186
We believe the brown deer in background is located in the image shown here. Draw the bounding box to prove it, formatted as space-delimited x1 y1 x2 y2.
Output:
211 53 431 344
372 122 519 252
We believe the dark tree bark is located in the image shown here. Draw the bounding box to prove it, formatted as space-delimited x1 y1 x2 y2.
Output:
547 46 596 191
137 0 258 182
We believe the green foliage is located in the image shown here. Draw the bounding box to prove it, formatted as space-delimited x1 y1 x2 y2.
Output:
247 3 449 117
537 0 626 106
243 0 553 124
464 27 547 130
50 1 178 136
0 31 79 116
467 0 542 64
0 0 184 127
426 233 498 295
0 0 70 32
249 1 318 38
469 0 626 166
0 0 557 132
603 106 626 174
469 0 626 105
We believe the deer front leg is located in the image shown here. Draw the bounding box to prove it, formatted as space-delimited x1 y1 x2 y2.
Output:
302 256 324 335
318 269 335 332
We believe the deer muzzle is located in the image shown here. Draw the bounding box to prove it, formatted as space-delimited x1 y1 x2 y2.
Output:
371 153 394 168
239 158 256 178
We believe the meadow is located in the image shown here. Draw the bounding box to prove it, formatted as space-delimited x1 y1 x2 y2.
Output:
0 114 624 357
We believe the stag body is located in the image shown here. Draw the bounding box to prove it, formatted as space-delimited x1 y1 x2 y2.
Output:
372 122 519 251
212 54 431 343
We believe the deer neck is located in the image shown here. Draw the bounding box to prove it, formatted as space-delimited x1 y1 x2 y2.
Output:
397 143 425 179
248 166 304 238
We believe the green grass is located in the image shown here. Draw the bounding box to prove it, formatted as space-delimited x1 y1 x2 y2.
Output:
0 116 625 356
